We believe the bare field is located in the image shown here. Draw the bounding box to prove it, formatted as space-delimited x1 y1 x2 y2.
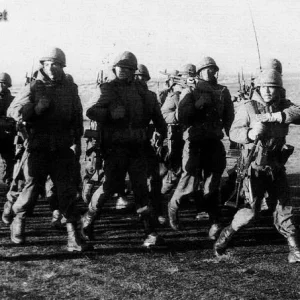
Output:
0 75 300 299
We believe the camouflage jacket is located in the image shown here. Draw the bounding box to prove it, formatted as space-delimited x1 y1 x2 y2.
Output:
86 78 166 146
7 69 83 151
229 90 300 167
178 79 234 141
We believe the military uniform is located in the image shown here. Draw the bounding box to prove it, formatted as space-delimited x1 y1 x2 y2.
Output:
7 48 85 251
168 57 234 237
81 53 166 246
0 74 15 185
161 90 184 194
214 69 300 263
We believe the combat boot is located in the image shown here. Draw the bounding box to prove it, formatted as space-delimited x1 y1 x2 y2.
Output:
287 236 300 263
213 225 236 257
168 202 180 231
2 201 14 225
80 209 96 241
143 232 165 248
10 215 25 244
51 210 64 229
66 223 87 252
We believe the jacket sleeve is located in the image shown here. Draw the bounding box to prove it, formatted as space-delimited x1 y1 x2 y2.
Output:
229 102 252 144
149 92 167 139
222 88 234 136
178 88 195 125
72 84 84 143
281 99 300 124
7 84 33 122
161 93 178 124
86 82 112 123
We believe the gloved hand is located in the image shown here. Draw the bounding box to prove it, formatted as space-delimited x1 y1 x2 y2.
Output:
111 106 125 120
256 112 282 123
34 96 51 115
248 121 267 140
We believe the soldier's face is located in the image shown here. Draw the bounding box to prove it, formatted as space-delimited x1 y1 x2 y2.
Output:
260 86 280 103
201 66 217 81
115 66 134 80
43 60 63 81
0 82 8 93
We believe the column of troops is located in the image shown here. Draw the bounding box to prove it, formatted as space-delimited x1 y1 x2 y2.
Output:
1 48 300 263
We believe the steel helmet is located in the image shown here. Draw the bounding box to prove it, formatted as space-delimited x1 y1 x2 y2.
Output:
0 72 12 87
40 47 66 67
113 51 138 70
135 64 151 81
264 58 282 75
196 57 219 73
179 64 196 77
257 69 283 88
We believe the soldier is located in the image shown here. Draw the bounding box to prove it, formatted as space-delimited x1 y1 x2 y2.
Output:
214 69 300 263
7 47 86 252
135 63 167 224
0 72 15 186
80 51 167 247
168 57 234 240
160 64 196 195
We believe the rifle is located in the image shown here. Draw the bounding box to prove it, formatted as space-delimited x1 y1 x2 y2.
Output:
166 123 179 183
159 71 196 88
225 137 260 208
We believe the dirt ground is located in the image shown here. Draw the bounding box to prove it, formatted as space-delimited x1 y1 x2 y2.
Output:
0 79 300 299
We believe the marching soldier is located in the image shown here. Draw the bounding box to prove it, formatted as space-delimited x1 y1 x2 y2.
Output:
160 64 196 195
168 57 234 240
80 51 167 247
135 63 167 224
214 69 300 263
0 72 15 186
7 47 86 252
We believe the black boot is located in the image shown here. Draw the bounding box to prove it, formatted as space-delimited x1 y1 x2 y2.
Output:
168 202 180 231
213 225 235 257
287 236 300 263
79 209 96 241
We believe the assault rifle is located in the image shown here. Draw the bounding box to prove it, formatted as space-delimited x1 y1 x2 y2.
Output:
225 137 260 208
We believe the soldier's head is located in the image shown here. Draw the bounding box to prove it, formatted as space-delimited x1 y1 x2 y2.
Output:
40 47 66 81
135 64 151 82
0 72 12 92
264 58 282 75
257 69 283 103
196 57 219 82
179 64 196 78
112 51 137 81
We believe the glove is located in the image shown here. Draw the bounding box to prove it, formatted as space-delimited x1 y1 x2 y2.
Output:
255 112 282 123
34 96 51 115
248 121 267 140
111 106 125 120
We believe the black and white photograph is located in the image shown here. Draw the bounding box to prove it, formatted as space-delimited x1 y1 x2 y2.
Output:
0 0 300 299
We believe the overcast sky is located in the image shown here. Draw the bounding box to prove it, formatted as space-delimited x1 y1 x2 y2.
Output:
1 0 300 84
